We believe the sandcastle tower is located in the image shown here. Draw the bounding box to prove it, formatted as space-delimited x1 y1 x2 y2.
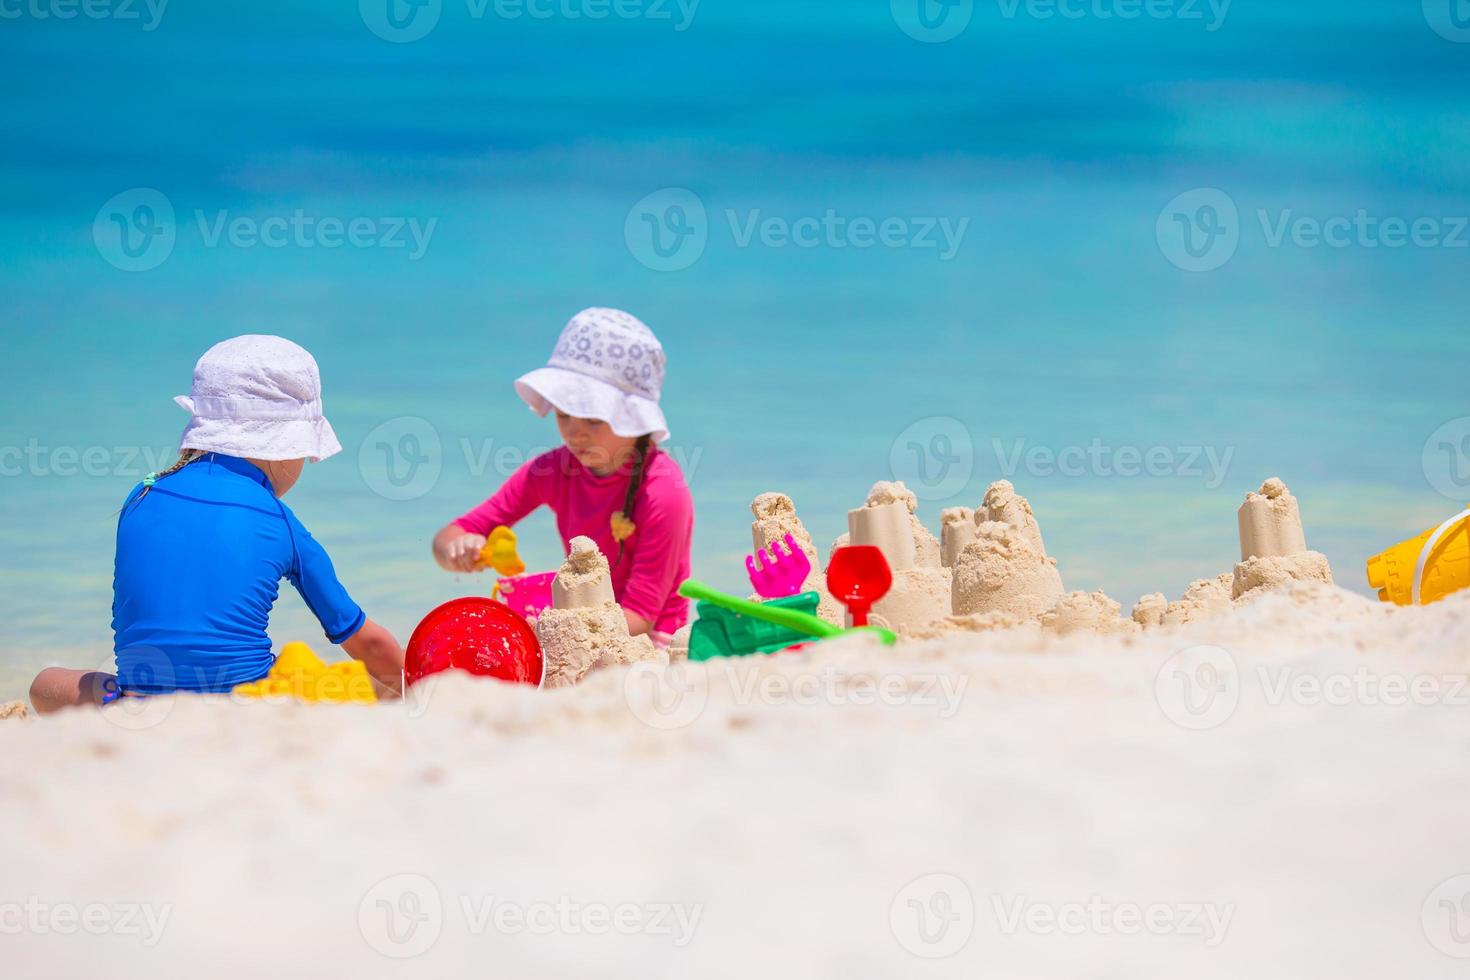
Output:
1231 478 1333 598
830 482 942 570
845 498 950 634
952 481 1064 621
750 492 844 625
535 536 658 688
940 507 976 567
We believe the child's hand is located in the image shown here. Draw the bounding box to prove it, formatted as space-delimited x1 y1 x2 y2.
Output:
437 532 488 573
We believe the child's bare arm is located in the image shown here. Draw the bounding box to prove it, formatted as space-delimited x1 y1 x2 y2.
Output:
341 618 405 698
623 609 652 637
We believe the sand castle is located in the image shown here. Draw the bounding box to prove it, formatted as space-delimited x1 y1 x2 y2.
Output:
535 536 658 688
830 482 942 570
844 495 950 634
1131 477 1334 628
946 481 1064 621
1231 478 1333 599
722 475 1334 649
939 507 975 567
749 492 844 624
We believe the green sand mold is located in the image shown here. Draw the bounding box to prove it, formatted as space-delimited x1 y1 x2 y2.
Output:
679 581 897 661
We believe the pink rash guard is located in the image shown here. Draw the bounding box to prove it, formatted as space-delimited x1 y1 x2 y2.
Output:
453 446 694 634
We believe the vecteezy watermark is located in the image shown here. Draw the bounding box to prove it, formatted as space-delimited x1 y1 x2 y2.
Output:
93 188 438 271
359 873 445 958
993 438 1234 489
891 0 1228 42
991 895 1235 947
1257 667 1470 709
623 661 969 731
357 873 703 958
1158 188 1470 272
890 420 1232 502
1423 0 1470 43
623 661 710 730
890 874 975 958
1154 645 1240 730
1423 874 1470 959
890 0 973 43
359 417 444 502
0 899 173 945
1423 416 1470 502
1157 645 1470 730
93 188 176 272
624 188 708 272
359 0 698 42
0 441 180 479
355 418 708 502
995 0 1230 30
1155 188 1240 272
624 188 969 272
194 210 436 259
891 417 975 502
0 0 167 30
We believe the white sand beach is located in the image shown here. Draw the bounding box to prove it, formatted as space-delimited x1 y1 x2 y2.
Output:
5 592 1470 976
7 479 1470 977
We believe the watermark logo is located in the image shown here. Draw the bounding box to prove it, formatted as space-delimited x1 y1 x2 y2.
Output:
1161 188 1470 271
0 0 169 30
1422 417 1470 501
0 441 179 480
98 646 178 732
624 189 969 270
995 0 1230 30
890 416 974 502
1156 188 1239 272
0 899 172 945
359 873 444 958
623 661 710 729
94 188 176 272
359 417 443 501
93 189 438 270
1154 644 1239 730
1424 0 1470 43
890 873 975 958
1422 874 1470 958
625 188 708 272
360 0 442 42
993 437 1233 489
992 895 1234 946
891 0 973 42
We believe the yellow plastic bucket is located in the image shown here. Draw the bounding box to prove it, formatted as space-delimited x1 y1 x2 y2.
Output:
1366 507 1470 606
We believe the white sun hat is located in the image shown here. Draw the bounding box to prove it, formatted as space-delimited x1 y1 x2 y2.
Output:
514 308 670 443
174 335 343 462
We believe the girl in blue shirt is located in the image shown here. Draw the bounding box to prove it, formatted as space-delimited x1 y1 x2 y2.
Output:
29 336 404 712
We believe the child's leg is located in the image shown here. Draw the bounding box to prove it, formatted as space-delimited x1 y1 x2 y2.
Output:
28 667 115 715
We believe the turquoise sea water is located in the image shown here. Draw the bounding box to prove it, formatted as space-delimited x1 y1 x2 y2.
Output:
2 1 1468 698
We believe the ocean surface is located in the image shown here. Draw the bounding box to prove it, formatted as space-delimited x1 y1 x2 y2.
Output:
2 0 1467 698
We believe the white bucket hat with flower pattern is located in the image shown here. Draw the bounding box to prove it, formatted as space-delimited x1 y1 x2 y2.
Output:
514 308 670 443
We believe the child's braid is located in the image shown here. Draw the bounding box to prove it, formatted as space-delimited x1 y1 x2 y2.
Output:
138 449 205 499
610 435 651 565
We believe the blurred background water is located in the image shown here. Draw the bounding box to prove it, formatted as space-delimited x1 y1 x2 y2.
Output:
2 0 1467 698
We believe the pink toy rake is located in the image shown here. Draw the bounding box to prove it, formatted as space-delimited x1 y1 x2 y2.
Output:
745 533 812 598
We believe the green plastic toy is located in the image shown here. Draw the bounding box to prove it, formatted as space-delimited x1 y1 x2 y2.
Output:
678 580 897 661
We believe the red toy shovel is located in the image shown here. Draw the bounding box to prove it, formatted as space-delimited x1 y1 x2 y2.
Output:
826 546 892 627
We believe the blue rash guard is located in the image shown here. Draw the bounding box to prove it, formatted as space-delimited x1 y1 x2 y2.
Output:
111 453 365 693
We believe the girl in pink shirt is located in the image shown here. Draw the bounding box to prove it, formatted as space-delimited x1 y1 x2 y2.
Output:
432 309 693 641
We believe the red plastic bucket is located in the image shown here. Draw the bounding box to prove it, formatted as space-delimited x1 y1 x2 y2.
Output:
405 597 543 687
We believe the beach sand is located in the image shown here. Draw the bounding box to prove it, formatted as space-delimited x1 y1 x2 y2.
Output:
5 479 1470 977
4 582 1470 978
